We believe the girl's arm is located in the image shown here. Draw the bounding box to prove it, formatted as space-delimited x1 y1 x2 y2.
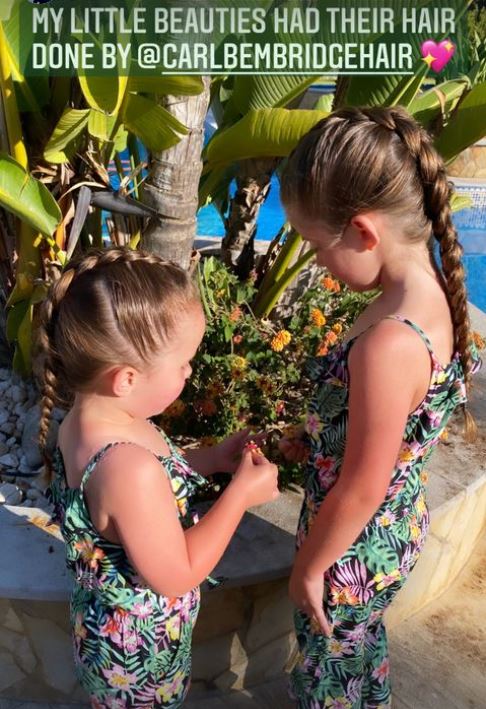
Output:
289 320 431 631
183 446 218 476
88 446 278 597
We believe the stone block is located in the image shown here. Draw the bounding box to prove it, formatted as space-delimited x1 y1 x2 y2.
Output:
0 624 36 675
17 615 77 696
245 580 293 654
193 630 248 686
194 586 250 643
0 650 25 693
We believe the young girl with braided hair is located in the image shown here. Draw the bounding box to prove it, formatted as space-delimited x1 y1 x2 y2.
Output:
280 105 481 708
36 246 279 708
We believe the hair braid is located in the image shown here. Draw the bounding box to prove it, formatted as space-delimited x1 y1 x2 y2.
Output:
36 247 199 480
37 267 76 478
281 106 477 441
372 107 477 440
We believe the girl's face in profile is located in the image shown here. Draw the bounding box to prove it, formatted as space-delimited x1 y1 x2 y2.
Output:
285 207 382 292
136 303 206 418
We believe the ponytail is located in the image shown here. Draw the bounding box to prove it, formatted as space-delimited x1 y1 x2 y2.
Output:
389 110 477 441
36 268 76 478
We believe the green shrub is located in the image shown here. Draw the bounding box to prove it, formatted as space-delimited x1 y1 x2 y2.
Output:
159 257 375 487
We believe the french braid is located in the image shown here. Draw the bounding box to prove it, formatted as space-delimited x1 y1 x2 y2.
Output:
378 108 477 441
36 247 199 477
281 105 477 441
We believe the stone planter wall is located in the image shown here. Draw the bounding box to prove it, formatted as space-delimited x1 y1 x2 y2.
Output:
447 140 486 179
0 308 484 705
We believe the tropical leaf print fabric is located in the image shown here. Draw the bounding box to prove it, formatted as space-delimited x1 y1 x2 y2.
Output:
290 316 481 709
48 429 208 708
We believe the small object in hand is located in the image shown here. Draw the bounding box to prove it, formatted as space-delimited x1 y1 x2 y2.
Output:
245 439 264 456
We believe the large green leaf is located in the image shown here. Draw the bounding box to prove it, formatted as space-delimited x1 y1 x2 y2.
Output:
205 108 328 168
383 64 428 108
230 74 319 115
0 1 15 22
128 75 204 96
79 73 129 115
122 93 188 152
8 299 32 376
1 7 48 113
342 0 467 108
199 163 236 211
44 108 90 163
409 79 469 129
88 110 117 142
435 82 486 162
0 153 61 235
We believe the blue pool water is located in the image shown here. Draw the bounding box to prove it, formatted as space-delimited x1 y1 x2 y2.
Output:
197 177 486 312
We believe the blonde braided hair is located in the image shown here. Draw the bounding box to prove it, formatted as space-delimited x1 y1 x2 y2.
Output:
36 247 200 477
281 105 476 440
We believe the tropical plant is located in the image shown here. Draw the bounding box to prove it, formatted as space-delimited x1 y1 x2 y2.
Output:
159 256 375 488
0 4 206 371
0 0 484 376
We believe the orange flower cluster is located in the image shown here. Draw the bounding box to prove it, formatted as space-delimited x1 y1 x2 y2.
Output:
271 330 292 352
316 330 338 356
332 322 343 335
321 276 341 292
310 308 327 327
230 306 243 322
472 330 485 350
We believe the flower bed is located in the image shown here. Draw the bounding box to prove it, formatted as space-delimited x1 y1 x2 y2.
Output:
159 257 375 488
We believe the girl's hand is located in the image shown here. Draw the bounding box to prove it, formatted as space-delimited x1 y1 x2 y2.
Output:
231 448 279 508
214 428 266 474
278 436 310 464
288 565 332 637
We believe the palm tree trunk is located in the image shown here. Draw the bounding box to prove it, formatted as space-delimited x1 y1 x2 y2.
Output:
221 157 278 270
141 77 211 270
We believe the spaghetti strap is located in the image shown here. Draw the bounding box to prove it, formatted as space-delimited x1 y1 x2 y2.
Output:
382 315 435 356
80 442 127 492
79 441 153 492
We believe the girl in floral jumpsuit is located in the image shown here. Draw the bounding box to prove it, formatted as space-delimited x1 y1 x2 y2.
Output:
38 247 279 707
280 106 481 708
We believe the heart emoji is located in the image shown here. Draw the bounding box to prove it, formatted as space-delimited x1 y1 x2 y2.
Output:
420 39 455 73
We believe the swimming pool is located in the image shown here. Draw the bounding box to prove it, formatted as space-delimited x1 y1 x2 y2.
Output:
197 177 486 313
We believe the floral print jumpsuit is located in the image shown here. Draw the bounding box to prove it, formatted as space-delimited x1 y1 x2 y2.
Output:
48 427 208 708
290 316 481 709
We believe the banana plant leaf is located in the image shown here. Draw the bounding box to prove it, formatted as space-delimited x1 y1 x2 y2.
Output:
0 153 61 235
122 93 189 152
128 75 204 96
408 79 470 129
44 108 90 163
88 110 118 142
341 0 468 108
0 1 15 22
205 108 328 169
0 5 48 113
79 73 130 116
434 81 486 162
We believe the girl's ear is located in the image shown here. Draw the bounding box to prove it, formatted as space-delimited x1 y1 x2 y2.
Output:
110 365 138 398
350 214 381 252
